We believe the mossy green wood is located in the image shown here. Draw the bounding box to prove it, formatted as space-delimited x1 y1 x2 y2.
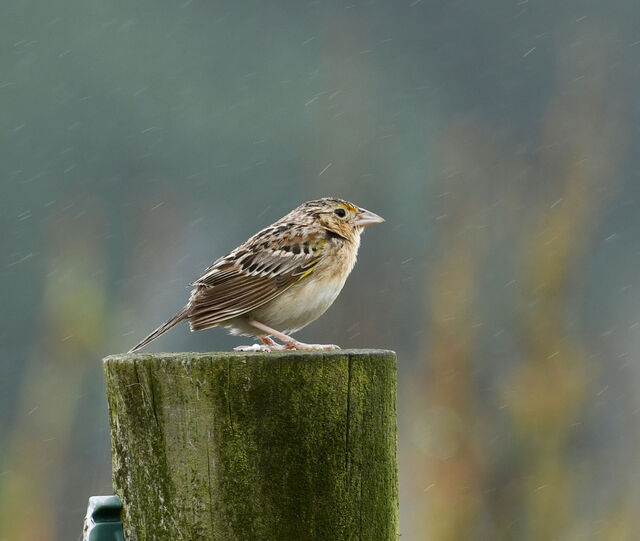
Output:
103 350 398 541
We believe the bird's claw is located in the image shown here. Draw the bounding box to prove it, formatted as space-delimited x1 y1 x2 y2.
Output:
284 343 341 351
234 342 341 352
234 344 272 352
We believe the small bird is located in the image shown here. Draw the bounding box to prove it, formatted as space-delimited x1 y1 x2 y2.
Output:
128 197 384 353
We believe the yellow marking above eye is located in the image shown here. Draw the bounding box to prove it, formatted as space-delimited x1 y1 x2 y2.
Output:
342 202 358 212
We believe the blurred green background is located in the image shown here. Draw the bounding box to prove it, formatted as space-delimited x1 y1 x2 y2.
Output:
2 1 640 539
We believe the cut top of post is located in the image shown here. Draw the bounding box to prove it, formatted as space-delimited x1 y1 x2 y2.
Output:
104 348 395 363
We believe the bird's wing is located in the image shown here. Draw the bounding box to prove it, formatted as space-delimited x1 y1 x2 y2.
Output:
187 228 326 330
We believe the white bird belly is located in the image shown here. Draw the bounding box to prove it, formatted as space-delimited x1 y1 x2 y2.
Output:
247 273 348 334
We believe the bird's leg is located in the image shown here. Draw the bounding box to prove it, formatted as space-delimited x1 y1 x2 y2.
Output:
233 335 288 352
258 336 289 350
260 336 282 348
245 318 340 351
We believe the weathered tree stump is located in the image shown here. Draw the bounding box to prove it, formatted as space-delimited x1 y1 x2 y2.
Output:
103 350 398 540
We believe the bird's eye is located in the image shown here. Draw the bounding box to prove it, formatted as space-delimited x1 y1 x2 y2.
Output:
334 208 346 218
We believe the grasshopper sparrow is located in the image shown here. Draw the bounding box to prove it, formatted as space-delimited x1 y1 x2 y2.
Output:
129 197 384 352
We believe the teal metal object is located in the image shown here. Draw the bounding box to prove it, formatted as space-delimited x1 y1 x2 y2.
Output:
83 495 125 541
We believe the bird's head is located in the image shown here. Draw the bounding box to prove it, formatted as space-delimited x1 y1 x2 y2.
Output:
300 197 385 242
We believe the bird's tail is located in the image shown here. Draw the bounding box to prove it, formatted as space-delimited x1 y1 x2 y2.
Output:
128 305 190 353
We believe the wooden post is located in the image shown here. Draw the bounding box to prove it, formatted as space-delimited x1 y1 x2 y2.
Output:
103 350 398 541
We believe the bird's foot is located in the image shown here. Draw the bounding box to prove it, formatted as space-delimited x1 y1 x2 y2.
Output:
283 341 341 351
240 320 341 351
234 336 288 352
234 343 272 352
234 340 340 352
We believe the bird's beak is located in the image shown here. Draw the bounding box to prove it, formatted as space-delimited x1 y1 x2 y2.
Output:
354 208 385 227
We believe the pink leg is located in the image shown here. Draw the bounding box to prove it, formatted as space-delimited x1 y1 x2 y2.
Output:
245 319 340 351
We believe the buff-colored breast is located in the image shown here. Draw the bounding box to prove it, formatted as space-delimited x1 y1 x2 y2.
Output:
227 234 360 336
